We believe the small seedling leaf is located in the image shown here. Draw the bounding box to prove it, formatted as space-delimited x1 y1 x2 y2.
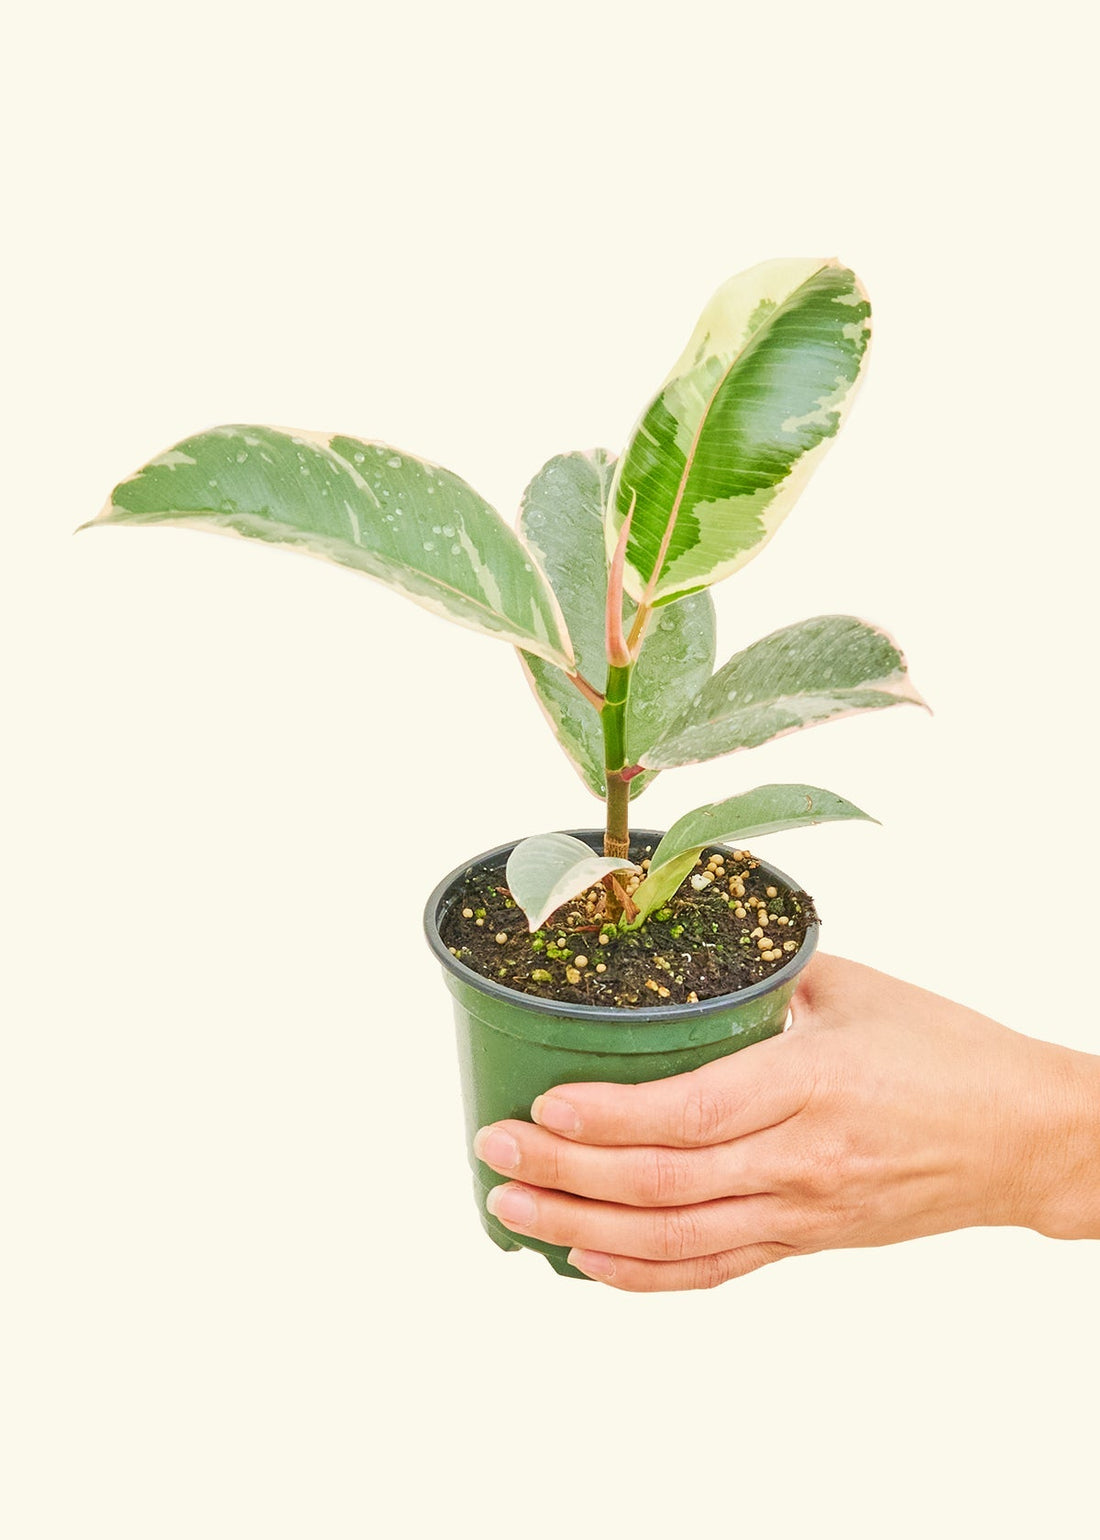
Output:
627 783 877 926
506 832 638 932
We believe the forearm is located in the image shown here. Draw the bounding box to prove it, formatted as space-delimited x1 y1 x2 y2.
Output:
1021 1043 1100 1241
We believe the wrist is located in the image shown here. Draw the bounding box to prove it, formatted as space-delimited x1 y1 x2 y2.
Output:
1017 1044 1100 1240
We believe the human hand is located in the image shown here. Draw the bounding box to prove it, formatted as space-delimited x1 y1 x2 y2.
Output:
474 953 1100 1291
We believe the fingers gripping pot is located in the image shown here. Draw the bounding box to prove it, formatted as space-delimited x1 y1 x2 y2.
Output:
424 829 819 1280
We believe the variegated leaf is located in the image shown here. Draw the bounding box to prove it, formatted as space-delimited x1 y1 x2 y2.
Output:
518 450 716 798
607 259 872 606
629 783 876 926
85 425 574 668
641 615 925 771
506 833 637 932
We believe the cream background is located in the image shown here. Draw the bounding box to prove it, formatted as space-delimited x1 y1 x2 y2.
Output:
4 1 1098 1534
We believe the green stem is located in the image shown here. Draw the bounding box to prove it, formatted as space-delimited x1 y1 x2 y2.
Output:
626 600 652 655
602 662 632 858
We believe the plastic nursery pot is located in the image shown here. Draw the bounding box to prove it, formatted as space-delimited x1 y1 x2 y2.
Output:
424 829 819 1280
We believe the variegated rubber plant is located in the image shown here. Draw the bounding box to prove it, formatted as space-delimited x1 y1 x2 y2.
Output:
84 257 924 935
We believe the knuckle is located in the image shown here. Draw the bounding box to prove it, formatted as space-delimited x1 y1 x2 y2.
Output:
677 1080 728 1146
631 1146 688 1206
694 1252 733 1291
798 1215 842 1252
782 1196 847 1250
544 1138 569 1190
652 1206 704 1261
793 1130 857 1200
779 1203 824 1247
748 1241 794 1274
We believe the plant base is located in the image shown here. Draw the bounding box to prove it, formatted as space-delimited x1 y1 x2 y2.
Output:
425 830 819 1279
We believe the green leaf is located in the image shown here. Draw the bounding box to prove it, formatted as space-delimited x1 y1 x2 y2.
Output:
641 615 925 771
85 425 574 668
607 259 872 607
628 783 876 927
517 450 716 797
505 833 637 932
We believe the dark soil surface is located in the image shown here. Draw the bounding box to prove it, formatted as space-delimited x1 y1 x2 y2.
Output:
439 839 818 1008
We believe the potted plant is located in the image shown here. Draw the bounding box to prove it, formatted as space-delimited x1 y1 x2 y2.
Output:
82 257 924 1278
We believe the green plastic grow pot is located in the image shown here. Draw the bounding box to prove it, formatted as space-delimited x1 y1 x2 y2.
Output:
424 829 819 1279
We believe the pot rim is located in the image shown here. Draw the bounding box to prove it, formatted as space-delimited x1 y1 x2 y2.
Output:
423 828 819 1024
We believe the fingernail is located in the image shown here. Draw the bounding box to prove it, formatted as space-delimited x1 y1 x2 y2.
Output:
531 1095 580 1134
568 1249 616 1280
486 1184 536 1227
473 1127 520 1171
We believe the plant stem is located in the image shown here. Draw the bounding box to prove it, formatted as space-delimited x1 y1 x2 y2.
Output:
567 670 605 711
626 600 652 655
605 773 630 859
602 662 632 858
